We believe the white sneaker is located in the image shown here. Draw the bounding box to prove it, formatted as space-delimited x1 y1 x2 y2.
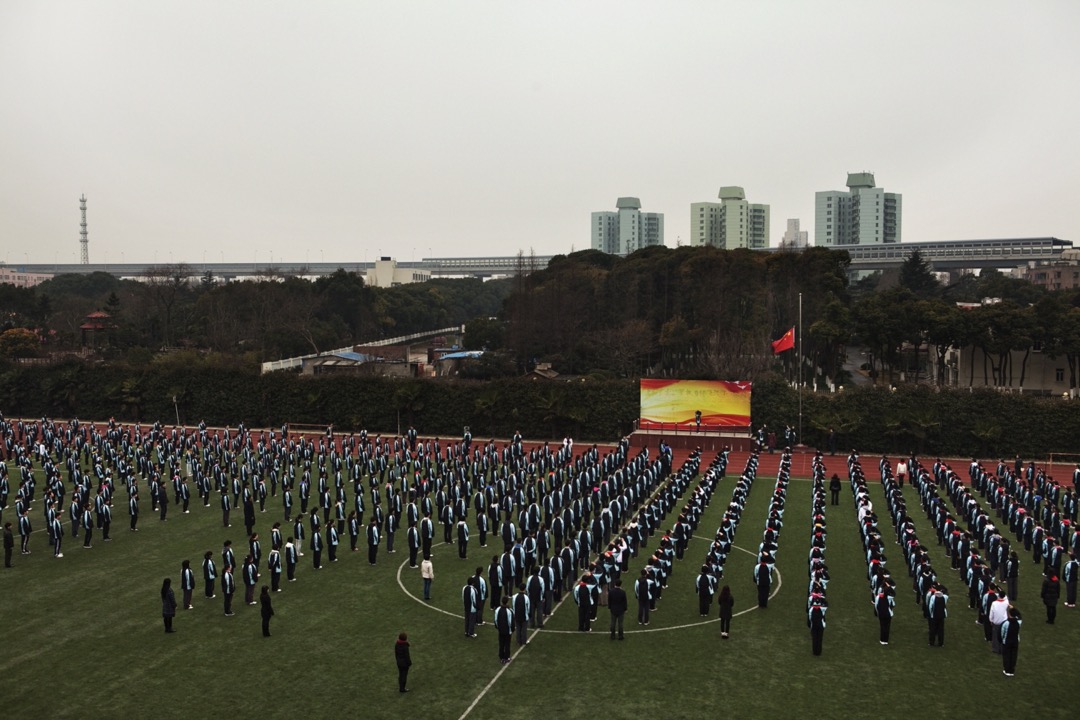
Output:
56 553 64 558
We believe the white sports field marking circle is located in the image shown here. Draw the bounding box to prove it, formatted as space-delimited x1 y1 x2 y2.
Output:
397 536 782 633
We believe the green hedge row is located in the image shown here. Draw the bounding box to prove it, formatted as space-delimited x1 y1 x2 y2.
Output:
2 362 1078 460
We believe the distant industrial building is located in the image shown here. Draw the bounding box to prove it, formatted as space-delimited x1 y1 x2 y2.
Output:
591 197 664 255
690 186 770 250
815 172 901 246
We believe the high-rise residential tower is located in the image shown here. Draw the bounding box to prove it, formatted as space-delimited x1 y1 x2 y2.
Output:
815 173 901 246
780 219 808 248
690 186 770 250
591 197 664 255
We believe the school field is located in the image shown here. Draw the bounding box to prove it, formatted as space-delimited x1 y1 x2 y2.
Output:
0 442 1076 720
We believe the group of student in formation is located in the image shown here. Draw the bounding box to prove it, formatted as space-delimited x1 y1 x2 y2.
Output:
4 412 1074 679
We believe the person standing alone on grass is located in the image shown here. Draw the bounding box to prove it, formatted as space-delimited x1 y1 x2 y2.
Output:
829 474 842 506
395 632 412 692
608 578 627 640
3 522 13 567
717 585 734 639
421 556 434 600
260 585 274 637
161 578 177 633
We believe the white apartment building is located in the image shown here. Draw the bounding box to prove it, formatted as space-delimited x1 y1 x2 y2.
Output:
591 197 664 255
815 172 902 246
690 186 770 250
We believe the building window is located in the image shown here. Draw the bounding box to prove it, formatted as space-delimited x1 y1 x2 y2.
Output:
1057 368 1065 382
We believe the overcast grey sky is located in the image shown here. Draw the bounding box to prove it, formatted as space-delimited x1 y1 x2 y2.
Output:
2 1 1078 265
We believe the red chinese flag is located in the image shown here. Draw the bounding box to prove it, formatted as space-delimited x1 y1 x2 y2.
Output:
771 327 795 354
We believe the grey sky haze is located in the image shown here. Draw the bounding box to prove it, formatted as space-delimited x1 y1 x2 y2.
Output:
2 1 1077 265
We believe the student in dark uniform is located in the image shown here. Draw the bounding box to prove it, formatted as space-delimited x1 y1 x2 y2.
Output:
259 585 274 637
926 584 948 646
875 588 894 645
285 537 298 582
1000 606 1022 677
635 569 651 625
457 519 470 559
574 579 594 632
268 545 282 592
462 577 479 638
243 555 259 605
494 596 513 664
310 527 323 569
161 578 177 633
695 566 716 616
222 565 236 616
18 508 32 554
513 584 530 647
202 551 217 598
367 518 381 566
395 632 412 691
180 560 196 610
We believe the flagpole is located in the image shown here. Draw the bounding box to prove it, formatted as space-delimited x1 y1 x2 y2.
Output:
798 291 803 448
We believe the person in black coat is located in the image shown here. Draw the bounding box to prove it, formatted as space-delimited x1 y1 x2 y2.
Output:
395 632 412 692
3 522 13 567
754 561 772 608
1041 571 1061 623
717 585 734 638
607 579 628 640
161 578 177 633
829 474 842 506
260 585 274 636
808 599 827 656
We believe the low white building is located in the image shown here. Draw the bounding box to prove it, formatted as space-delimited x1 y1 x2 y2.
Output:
365 257 431 288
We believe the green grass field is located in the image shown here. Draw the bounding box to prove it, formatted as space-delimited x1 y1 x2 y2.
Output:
1 448 1075 720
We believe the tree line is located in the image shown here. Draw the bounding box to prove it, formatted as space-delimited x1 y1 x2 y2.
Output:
0 267 511 362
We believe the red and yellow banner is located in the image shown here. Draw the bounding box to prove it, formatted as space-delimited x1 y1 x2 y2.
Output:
639 379 752 429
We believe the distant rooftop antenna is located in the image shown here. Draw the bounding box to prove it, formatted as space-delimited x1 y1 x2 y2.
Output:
79 194 89 264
